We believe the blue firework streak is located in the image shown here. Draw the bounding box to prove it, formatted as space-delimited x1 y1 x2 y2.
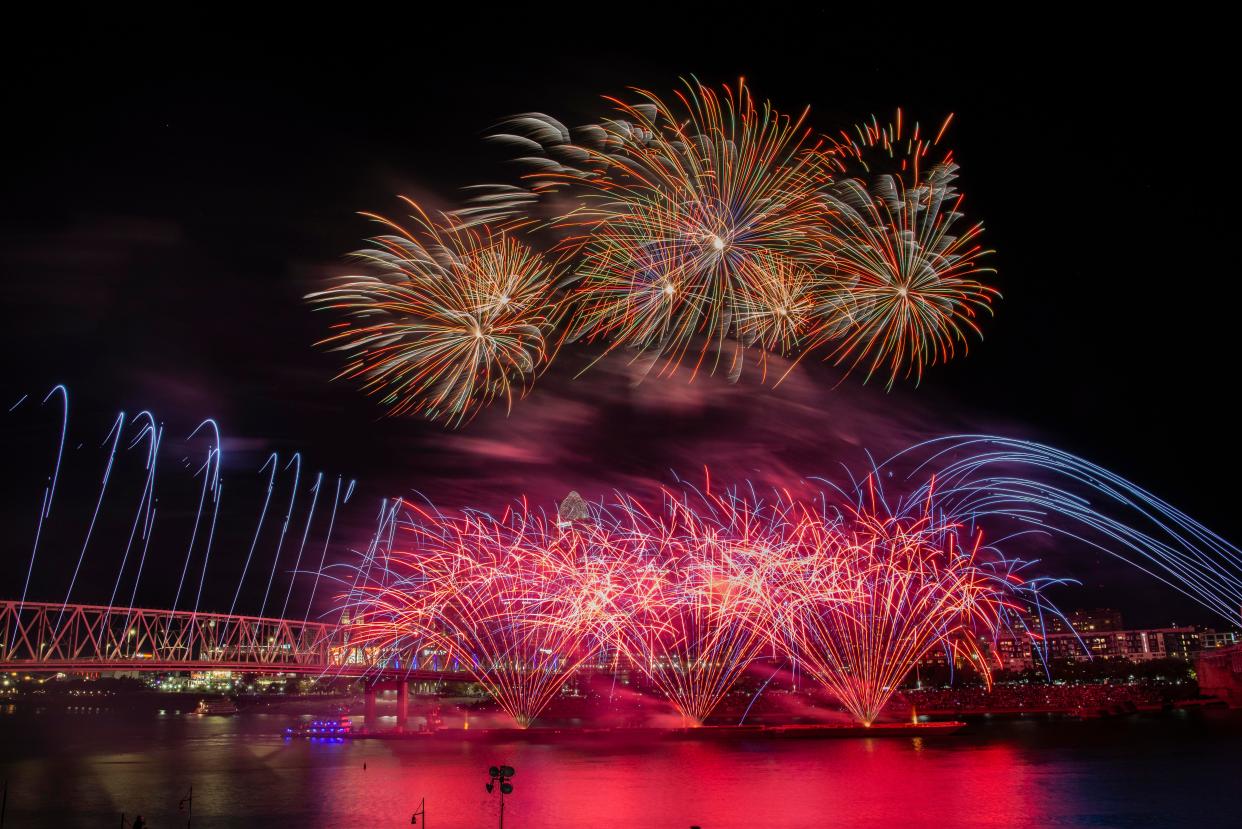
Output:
880 435 1242 624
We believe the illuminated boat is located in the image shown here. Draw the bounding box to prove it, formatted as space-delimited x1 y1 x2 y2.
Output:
284 716 353 739
195 698 238 715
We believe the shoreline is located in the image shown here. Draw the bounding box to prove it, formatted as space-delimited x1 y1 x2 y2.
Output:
344 720 970 742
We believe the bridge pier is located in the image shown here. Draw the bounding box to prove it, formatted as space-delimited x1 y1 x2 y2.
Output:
362 679 409 732
364 684 378 730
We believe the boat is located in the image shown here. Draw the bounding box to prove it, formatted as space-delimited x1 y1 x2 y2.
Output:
195 698 238 715
284 715 353 739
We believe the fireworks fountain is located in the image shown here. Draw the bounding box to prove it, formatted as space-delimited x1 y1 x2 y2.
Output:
759 479 1074 726
341 476 1080 728
606 489 778 726
344 503 631 728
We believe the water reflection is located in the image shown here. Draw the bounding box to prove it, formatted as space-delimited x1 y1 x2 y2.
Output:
0 707 1238 828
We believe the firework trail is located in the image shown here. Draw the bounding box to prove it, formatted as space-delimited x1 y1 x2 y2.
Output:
883 436 1242 625
53 410 126 636
108 411 161 626
306 199 560 427
257 453 302 619
13 385 68 648
4 390 357 631
280 470 324 623
227 451 279 620
303 475 354 625
170 418 223 626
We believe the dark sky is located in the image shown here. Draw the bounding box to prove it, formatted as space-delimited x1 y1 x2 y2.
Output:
1 13 1235 627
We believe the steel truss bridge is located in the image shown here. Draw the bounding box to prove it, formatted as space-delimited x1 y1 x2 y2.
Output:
0 600 450 680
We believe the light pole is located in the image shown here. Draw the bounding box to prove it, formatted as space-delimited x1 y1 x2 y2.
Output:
485 765 515 829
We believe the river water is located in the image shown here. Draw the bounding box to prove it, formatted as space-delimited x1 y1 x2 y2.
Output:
1 704 1239 828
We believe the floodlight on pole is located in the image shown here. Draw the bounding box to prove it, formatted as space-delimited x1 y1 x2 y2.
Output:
485 764 516 829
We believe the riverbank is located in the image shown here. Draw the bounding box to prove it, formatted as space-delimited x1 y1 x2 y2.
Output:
345 720 968 743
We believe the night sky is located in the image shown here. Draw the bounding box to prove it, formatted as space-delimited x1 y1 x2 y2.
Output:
1 14 1235 627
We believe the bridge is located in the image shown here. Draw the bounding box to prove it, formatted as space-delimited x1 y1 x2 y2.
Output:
1 600 348 675
0 599 468 678
0 599 475 729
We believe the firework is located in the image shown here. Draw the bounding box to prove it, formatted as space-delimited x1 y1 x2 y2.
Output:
761 481 1043 725
608 491 777 725
306 200 559 427
348 502 627 728
484 79 838 381
341 475 1074 727
829 109 957 185
14 390 1242 731
3 387 354 640
817 112 998 387
315 93 1004 409
883 436 1242 626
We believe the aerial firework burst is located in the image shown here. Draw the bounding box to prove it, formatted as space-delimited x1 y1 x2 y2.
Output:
817 112 997 386
314 87 1005 421
306 199 559 427
830 110 956 184
485 78 839 381
732 252 822 379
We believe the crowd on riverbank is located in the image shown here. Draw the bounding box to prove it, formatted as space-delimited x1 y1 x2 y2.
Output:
898 679 1195 714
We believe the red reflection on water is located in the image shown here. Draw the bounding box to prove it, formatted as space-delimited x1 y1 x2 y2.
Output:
6 711 1240 828
316 735 1035 828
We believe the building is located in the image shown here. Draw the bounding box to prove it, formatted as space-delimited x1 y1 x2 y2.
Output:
922 610 1228 673
985 634 1036 671
978 609 1204 670
1199 629 1241 651
1037 625 1198 663
1053 608 1124 634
